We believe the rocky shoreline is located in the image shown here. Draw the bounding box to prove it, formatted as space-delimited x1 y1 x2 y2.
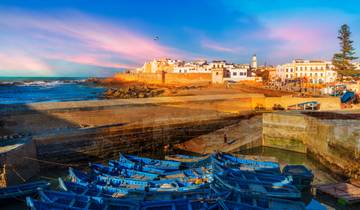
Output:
86 77 202 99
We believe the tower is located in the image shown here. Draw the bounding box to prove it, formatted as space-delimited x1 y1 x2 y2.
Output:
251 54 257 69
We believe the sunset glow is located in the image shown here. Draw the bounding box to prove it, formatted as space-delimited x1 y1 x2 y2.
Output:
0 0 359 76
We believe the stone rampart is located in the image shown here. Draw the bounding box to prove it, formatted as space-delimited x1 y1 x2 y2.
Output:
114 72 211 85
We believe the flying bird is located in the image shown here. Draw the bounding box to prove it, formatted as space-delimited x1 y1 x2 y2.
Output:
153 36 159 41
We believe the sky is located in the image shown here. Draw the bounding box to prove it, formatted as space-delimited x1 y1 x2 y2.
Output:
0 0 360 77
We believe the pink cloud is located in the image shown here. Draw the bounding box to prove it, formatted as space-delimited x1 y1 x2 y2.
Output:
0 10 187 74
266 19 336 59
0 52 52 75
201 39 239 53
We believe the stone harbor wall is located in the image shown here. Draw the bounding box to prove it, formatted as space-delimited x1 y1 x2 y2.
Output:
263 112 360 179
0 139 39 187
114 72 212 85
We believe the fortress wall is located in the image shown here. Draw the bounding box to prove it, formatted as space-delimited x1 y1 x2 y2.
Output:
114 72 211 85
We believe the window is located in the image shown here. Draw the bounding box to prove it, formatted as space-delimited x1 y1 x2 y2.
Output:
310 73 312 76
233 72 237 76
216 72 219 75
179 70 182 73
300 67 303 71
305 67 307 71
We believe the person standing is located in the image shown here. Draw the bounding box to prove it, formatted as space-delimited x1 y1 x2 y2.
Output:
224 133 228 144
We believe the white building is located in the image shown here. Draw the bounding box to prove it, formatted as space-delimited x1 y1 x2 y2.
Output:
276 59 337 84
227 64 250 81
251 54 257 69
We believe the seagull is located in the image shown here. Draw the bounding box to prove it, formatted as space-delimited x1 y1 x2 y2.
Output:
153 36 159 41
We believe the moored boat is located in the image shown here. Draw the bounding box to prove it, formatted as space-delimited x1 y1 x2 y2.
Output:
212 152 281 174
165 154 211 167
90 163 159 181
27 190 140 210
0 180 50 200
27 190 219 210
211 183 305 210
213 162 292 186
109 159 166 174
213 173 301 200
69 167 208 193
120 153 181 171
283 165 314 190
59 178 130 198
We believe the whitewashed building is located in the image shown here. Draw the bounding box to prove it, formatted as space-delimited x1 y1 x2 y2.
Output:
227 64 250 81
276 59 337 84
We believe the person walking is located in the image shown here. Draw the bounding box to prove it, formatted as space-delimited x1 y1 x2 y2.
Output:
223 133 228 144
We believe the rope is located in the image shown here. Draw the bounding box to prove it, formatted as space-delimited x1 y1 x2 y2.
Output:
23 156 80 167
10 166 26 182
39 175 58 181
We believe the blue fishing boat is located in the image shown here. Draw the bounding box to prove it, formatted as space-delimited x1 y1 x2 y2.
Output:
163 166 212 180
165 154 211 167
212 152 281 174
109 159 166 174
59 178 130 198
61 177 225 201
28 190 219 210
90 163 159 181
0 180 50 200
213 162 292 186
211 183 306 210
27 190 140 210
69 167 208 193
213 173 301 200
283 165 314 190
120 153 181 171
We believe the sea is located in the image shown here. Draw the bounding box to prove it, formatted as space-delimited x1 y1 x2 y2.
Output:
0 77 105 104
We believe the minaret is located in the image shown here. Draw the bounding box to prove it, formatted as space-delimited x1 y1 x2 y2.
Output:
251 54 257 69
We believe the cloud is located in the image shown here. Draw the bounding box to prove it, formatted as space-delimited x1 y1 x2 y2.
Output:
0 9 186 76
201 40 238 53
0 52 52 76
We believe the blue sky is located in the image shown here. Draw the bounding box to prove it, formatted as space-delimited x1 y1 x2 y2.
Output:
0 0 359 76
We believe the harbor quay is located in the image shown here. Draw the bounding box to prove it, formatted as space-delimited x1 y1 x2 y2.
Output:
0 93 358 187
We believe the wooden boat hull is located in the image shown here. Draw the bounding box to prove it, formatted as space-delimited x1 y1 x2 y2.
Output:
69 167 207 193
165 154 211 167
213 173 301 200
90 163 160 181
28 190 219 210
120 153 181 171
212 152 281 174
0 180 50 200
211 183 305 210
283 165 314 190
